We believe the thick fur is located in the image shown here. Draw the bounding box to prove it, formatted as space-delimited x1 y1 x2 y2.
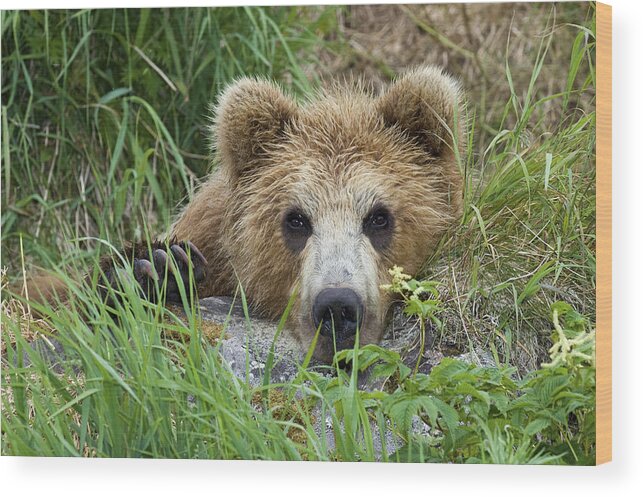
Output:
170 65 464 361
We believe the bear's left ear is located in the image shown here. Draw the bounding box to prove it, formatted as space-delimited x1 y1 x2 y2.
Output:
212 77 298 179
376 66 463 161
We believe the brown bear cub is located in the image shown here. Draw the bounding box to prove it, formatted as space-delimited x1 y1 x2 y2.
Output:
101 66 464 362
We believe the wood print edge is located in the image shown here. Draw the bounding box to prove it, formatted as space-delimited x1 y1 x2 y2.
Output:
596 1 612 466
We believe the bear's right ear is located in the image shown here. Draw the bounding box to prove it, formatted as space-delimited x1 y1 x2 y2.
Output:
212 78 298 179
376 66 463 160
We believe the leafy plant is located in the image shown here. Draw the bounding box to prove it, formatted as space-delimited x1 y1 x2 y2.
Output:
380 265 442 373
327 271 597 464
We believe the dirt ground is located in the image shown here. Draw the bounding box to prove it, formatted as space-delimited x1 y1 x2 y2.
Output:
318 2 594 152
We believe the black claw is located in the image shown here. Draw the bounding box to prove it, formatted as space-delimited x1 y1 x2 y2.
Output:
136 259 158 281
153 249 174 275
187 241 208 265
171 244 190 266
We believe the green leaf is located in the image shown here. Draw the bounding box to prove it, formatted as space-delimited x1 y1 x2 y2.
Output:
524 418 551 436
98 87 132 104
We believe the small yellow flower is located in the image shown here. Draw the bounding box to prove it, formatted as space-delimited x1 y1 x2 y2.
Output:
541 308 596 369
388 265 411 281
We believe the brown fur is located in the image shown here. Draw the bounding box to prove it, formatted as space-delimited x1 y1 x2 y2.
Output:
169 65 464 359
20 272 70 308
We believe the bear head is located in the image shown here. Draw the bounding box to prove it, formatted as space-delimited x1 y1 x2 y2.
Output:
212 66 464 362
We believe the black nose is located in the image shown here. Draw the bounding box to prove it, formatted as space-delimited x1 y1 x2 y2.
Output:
312 288 364 342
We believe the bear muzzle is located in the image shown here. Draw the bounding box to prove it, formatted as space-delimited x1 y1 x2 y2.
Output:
312 287 364 344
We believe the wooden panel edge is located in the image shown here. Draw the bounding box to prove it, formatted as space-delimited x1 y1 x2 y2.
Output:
596 1 612 466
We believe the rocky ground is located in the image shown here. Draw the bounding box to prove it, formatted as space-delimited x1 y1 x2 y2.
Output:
197 296 494 388
197 296 495 457
21 295 495 458
23 294 496 393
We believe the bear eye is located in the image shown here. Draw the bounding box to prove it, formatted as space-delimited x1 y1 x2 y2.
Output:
363 205 394 251
282 209 312 253
287 212 308 230
369 212 389 229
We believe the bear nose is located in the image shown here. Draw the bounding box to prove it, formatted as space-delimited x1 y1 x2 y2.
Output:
312 288 364 343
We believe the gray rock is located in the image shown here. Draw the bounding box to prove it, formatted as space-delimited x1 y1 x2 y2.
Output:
197 296 448 388
198 296 307 387
196 296 441 459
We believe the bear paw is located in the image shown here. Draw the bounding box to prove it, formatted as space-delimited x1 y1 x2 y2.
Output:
148 241 207 303
98 240 207 305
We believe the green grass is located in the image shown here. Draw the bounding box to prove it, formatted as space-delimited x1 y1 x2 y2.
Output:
1 7 338 270
1 5 596 462
1 266 595 463
424 5 596 372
